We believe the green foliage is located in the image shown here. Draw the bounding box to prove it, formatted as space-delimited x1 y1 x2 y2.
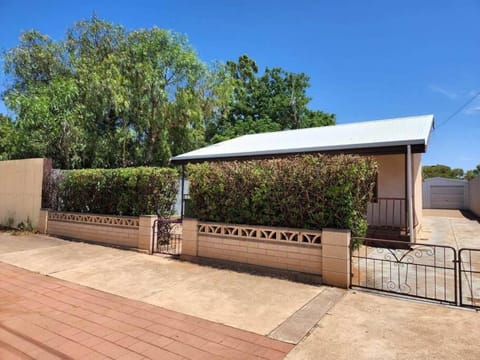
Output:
2 16 213 168
187 155 377 236
44 167 178 216
0 114 17 160
17 217 34 232
423 164 480 181
2 18 335 168
205 55 335 143
465 164 480 180
422 164 464 180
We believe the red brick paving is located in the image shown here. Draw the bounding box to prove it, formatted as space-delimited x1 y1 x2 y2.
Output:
0 263 294 359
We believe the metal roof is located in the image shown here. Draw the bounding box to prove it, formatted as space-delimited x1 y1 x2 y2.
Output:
171 114 434 164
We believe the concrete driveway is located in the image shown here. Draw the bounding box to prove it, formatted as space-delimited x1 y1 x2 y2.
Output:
0 232 327 337
422 209 480 249
287 290 480 360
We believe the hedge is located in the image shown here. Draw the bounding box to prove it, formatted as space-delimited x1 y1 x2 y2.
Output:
187 155 377 236
43 167 178 217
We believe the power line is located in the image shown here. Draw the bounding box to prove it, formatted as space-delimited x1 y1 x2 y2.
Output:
436 90 480 129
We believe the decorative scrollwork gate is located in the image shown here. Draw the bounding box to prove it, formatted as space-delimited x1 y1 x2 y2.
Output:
153 218 182 256
351 238 458 305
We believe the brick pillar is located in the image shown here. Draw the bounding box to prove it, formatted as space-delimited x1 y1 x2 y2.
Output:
38 209 49 234
182 218 199 257
322 229 351 288
138 215 157 254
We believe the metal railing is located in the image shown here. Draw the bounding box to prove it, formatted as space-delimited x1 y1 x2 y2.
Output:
351 238 457 305
459 248 480 309
153 218 182 256
367 197 407 229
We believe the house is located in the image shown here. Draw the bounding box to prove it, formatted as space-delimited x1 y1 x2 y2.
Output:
171 114 435 241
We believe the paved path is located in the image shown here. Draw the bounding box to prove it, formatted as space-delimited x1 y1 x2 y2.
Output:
0 232 322 336
0 263 293 359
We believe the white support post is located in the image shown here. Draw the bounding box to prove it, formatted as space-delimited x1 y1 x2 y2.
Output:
407 145 415 242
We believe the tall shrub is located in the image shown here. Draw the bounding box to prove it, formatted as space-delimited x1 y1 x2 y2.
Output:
43 167 178 216
187 155 377 236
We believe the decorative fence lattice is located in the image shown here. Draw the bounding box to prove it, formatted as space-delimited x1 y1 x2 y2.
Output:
198 222 321 245
48 211 139 228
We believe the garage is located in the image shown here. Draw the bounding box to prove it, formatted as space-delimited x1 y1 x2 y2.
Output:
423 177 468 209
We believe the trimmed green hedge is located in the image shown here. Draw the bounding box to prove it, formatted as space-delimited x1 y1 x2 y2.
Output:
187 155 377 236
44 167 178 216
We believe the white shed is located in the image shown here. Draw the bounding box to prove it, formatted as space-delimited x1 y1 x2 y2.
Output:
423 177 469 209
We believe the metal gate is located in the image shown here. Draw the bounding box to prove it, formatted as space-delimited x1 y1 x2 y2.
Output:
153 218 182 256
351 238 458 305
459 248 480 308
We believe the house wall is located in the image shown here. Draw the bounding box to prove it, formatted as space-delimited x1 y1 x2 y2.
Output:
374 154 406 197
0 158 50 229
469 176 480 217
367 153 422 234
413 153 423 232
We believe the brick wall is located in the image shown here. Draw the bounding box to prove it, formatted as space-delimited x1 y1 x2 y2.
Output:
198 235 323 275
182 219 351 288
40 210 155 253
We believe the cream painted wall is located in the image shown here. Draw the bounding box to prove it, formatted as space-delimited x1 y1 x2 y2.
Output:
374 154 405 197
469 176 480 217
0 158 49 229
413 153 423 230
368 153 423 233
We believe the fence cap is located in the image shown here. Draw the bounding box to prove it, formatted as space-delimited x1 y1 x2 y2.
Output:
322 228 351 234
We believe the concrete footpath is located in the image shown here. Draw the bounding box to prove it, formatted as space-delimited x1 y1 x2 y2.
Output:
1 231 480 359
0 232 324 336
287 290 480 360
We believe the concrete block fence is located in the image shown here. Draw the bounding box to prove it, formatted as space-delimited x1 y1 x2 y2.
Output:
182 218 351 288
38 209 156 253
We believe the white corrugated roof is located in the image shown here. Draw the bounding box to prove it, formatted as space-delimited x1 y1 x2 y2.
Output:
171 114 434 164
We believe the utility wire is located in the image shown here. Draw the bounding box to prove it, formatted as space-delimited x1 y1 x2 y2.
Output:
436 90 480 129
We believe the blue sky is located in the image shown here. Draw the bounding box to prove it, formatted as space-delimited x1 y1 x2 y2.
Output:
1 0 479 170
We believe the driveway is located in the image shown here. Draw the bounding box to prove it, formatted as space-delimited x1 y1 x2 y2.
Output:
422 209 480 249
287 291 480 360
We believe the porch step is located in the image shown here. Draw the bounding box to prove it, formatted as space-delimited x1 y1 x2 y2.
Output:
366 227 409 241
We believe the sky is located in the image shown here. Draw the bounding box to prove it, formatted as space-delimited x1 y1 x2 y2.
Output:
0 0 479 170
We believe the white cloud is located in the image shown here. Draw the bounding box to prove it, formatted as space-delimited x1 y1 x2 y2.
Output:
464 91 480 115
464 105 480 115
429 85 458 100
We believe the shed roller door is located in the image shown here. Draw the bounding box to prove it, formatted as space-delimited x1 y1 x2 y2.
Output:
430 185 465 209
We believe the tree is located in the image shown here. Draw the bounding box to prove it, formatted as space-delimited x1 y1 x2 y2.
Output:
205 55 335 143
2 19 335 168
422 164 465 180
0 114 16 160
2 16 213 168
465 165 480 180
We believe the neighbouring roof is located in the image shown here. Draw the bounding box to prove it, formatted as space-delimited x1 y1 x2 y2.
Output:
170 114 435 165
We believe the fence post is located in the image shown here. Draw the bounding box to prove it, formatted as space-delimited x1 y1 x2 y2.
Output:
138 215 157 254
38 209 49 234
182 218 199 258
321 228 351 288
